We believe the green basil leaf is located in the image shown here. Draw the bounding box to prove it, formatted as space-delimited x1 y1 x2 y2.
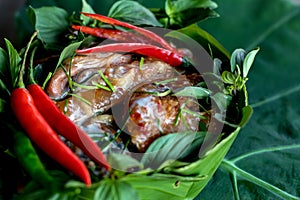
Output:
237 105 253 128
81 0 95 25
55 41 83 70
174 86 210 99
177 132 208 162
108 152 143 171
177 24 230 61
125 128 240 200
242 47 260 77
4 39 21 89
230 48 246 72
29 6 69 50
211 92 232 111
141 132 206 169
165 0 219 28
108 0 162 27
0 48 8 78
94 179 139 200
166 0 218 14
123 173 206 200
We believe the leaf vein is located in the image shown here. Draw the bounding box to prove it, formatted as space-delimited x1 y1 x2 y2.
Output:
246 8 300 50
250 84 300 108
231 143 300 162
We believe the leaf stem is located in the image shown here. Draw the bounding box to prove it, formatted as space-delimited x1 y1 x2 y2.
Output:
221 159 300 200
229 172 240 200
28 46 38 84
18 31 38 88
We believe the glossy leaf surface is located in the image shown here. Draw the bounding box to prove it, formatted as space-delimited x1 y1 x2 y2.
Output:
197 0 300 199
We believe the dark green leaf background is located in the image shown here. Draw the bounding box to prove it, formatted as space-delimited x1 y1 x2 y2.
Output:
195 0 300 199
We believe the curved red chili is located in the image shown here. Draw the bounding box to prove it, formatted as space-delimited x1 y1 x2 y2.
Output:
10 88 91 186
27 84 111 171
76 43 190 67
80 12 177 52
72 25 151 44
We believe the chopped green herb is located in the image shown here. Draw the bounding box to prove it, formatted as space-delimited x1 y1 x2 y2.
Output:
68 53 76 91
102 130 122 153
174 86 210 99
136 89 171 97
157 118 163 133
61 64 74 92
42 72 53 90
63 99 69 114
139 57 144 70
92 81 111 91
154 78 178 85
181 108 207 119
181 112 189 129
123 138 131 153
98 71 115 92
174 109 182 126
68 93 92 106
73 82 98 90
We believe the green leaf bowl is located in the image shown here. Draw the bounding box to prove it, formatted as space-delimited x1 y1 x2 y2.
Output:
123 128 241 200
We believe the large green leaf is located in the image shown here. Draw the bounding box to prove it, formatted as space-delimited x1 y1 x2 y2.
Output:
196 0 300 199
141 132 206 169
4 39 21 89
176 24 230 61
123 128 241 200
164 0 219 28
123 173 205 200
28 6 70 50
93 179 139 200
108 0 162 27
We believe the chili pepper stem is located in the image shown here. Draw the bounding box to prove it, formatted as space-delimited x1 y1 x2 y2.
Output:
28 46 38 84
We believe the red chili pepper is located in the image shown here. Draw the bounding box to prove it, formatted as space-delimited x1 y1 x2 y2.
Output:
76 43 190 67
9 31 91 186
72 25 151 44
10 88 91 186
27 84 111 171
80 12 177 52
